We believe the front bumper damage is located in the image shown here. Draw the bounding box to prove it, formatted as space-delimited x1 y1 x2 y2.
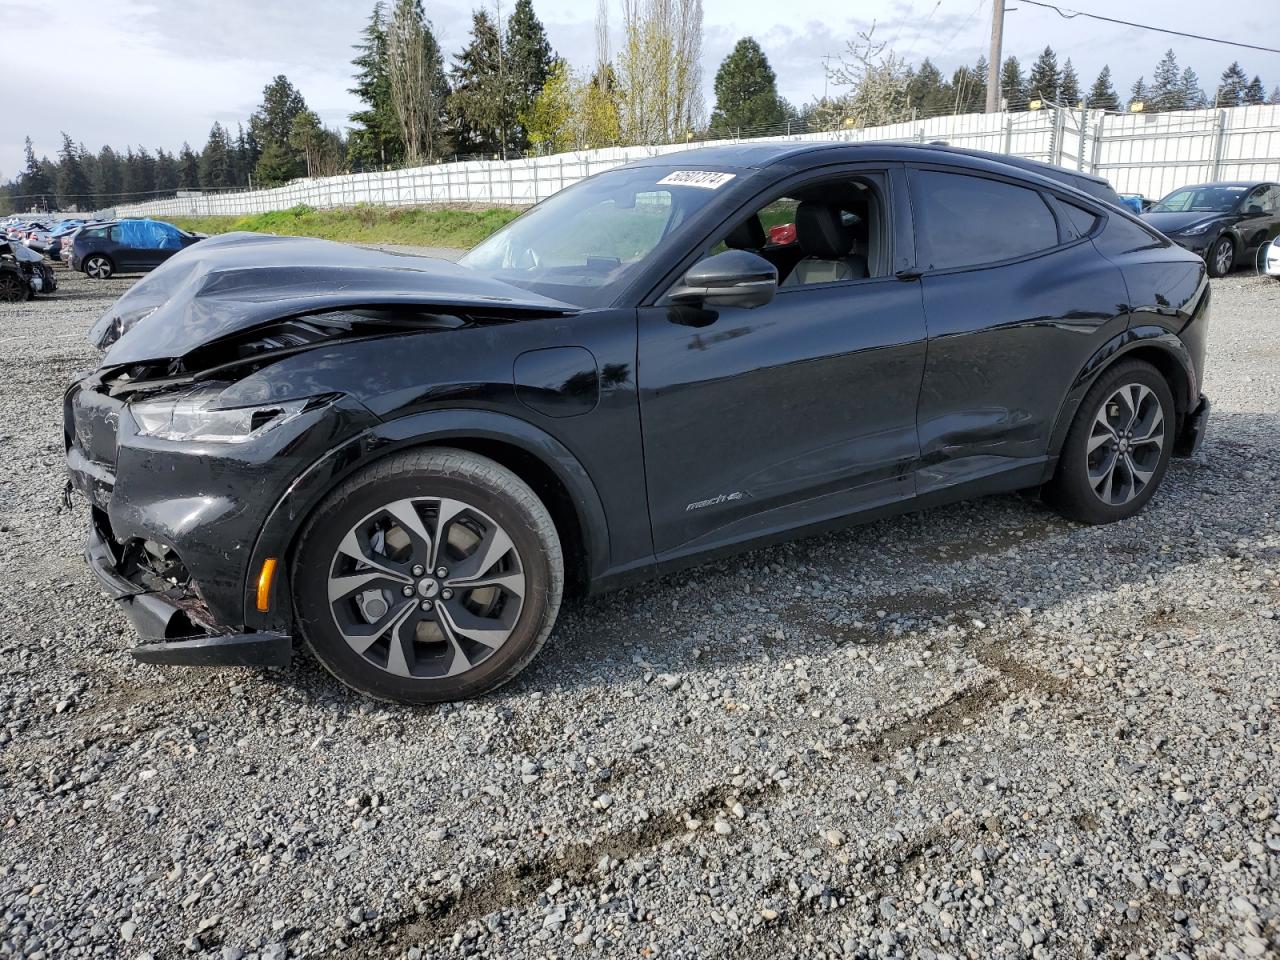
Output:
64 372 379 669
82 510 290 666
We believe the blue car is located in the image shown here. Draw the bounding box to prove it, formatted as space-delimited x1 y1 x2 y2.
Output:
70 219 204 279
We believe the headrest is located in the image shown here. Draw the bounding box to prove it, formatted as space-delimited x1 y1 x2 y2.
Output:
724 215 765 250
796 202 854 259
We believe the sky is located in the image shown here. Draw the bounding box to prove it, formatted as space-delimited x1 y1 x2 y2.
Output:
3 0 1276 182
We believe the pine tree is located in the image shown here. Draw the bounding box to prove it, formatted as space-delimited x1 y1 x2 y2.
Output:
948 65 984 114
19 137 53 207
709 37 787 133
1087 66 1119 111
56 133 90 209
1269 86 1280 105
906 58 950 117
1150 49 1183 112
1179 67 1205 109
999 56 1025 109
1129 76 1150 111
1216 62 1248 106
962 56 983 113
349 2 401 168
1026 46 1060 103
506 0 555 153
449 10 511 156
177 143 199 188
199 123 232 189
95 146 123 199
1058 58 1080 106
250 75 308 183
154 149 179 192
1244 75 1265 105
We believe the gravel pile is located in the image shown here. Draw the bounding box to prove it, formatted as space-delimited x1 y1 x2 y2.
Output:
0 265 1277 960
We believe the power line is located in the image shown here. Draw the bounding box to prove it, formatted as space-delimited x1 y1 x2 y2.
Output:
1017 0 1280 55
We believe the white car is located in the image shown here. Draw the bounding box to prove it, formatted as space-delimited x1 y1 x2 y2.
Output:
1265 238 1280 278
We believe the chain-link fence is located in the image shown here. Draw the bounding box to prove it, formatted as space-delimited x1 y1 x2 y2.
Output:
109 103 1280 219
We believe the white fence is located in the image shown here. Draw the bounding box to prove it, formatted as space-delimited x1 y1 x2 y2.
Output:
115 103 1280 219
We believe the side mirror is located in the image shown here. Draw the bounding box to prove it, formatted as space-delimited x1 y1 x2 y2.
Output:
669 249 777 309
1246 204 1264 215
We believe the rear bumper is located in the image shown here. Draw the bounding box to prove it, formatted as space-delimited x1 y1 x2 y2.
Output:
1175 395 1210 457
84 511 293 667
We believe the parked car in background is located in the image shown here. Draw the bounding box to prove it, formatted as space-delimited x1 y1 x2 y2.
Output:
28 220 89 258
66 142 1210 703
1119 193 1154 215
70 219 204 279
0 239 57 301
1142 181 1280 277
1264 239 1280 278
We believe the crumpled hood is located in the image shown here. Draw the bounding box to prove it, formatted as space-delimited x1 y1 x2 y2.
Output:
1141 211 1224 235
92 232 574 366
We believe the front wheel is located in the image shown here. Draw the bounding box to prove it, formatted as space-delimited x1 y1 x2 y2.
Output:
1206 235 1234 278
292 448 563 703
0 272 28 303
83 254 113 279
1044 360 1175 525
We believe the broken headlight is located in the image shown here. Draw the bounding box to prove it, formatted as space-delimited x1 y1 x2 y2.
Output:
130 384 312 444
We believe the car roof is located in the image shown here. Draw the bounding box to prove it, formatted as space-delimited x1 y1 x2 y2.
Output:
1172 181 1274 189
621 140 1121 203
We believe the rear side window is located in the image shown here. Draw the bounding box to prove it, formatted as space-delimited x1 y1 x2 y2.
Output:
1058 201 1100 240
912 170 1060 270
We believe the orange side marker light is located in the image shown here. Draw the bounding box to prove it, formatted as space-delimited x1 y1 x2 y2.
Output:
256 557 279 613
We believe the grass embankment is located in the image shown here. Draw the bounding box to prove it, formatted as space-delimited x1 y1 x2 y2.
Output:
168 204 521 250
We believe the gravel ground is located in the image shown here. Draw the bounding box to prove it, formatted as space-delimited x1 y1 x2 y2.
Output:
1 263 1277 960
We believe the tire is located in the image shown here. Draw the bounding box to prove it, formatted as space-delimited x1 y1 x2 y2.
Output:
1206 235 1234 278
1044 360 1175 525
0 272 27 303
83 254 113 279
292 447 563 703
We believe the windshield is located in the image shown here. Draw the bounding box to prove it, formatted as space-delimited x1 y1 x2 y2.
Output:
461 166 738 307
1151 185 1246 214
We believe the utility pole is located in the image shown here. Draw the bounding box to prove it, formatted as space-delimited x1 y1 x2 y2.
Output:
985 0 1004 113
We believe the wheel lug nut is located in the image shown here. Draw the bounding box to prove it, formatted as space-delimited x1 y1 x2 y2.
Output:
401 585 414 597
421 599 433 609
435 567 448 578
441 589 453 600
411 565 424 576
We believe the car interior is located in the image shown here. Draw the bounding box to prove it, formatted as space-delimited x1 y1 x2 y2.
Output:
715 177 886 287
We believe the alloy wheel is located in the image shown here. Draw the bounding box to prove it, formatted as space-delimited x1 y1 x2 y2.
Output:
0 274 24 302
1086 383 1166 506
326 496 526 679
1213 238 1232 276
85 256 111 279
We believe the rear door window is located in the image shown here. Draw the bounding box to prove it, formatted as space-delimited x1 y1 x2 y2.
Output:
911 169 1060 270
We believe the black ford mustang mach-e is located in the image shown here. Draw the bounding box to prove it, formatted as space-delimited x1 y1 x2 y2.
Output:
65 142 1211 703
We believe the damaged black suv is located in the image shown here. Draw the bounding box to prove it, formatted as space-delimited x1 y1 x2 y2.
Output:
65 143 1211 703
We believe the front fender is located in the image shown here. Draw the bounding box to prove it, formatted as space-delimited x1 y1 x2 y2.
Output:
242 408 611 630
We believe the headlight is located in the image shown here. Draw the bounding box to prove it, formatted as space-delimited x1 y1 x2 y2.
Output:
1178 220 1216 236
131 384 312 443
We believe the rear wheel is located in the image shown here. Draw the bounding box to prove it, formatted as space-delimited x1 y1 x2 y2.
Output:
0 272 27 302
1044 360 1175 524
292 448 563 703
1206 235 1234 277
83 254 113 279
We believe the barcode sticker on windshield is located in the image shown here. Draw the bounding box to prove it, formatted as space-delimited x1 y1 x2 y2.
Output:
656 170 737 189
